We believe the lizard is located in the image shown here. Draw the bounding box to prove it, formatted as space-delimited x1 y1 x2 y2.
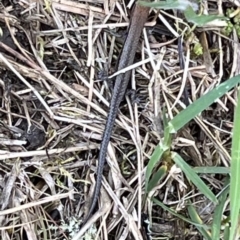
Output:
84 2 150 224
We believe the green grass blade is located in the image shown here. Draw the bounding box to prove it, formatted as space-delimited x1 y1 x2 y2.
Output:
172 152 218 204
211 180 229 240
194 167 229 174
147 165 167 193
139 0 195 10
184 6 227 26
188 204 212 240
224 225 230 240
169 75 240 133
230 89 240 240
153 197 210 229
163 112 172 147
145 144 169 193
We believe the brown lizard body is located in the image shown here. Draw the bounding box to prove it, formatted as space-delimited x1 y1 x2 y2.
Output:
84 2 150 224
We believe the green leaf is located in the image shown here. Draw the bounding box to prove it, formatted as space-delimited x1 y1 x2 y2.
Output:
230 89 240 240
184 6 228 26
139 0 197 11
145 144 169 192
172 152 218 204
188 204 212 240
163 127 172 148
224 225 230 240
194 167 229 174
169 75 240 133
212 180 229 240
153 197 210 229
147 165 167 193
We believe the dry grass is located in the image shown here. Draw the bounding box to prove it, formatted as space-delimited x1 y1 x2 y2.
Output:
0 0 237 239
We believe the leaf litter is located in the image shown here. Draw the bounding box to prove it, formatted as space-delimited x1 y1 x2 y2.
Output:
0 0 237 239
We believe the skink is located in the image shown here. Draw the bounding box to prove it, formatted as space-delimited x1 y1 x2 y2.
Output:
84 2 150 223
